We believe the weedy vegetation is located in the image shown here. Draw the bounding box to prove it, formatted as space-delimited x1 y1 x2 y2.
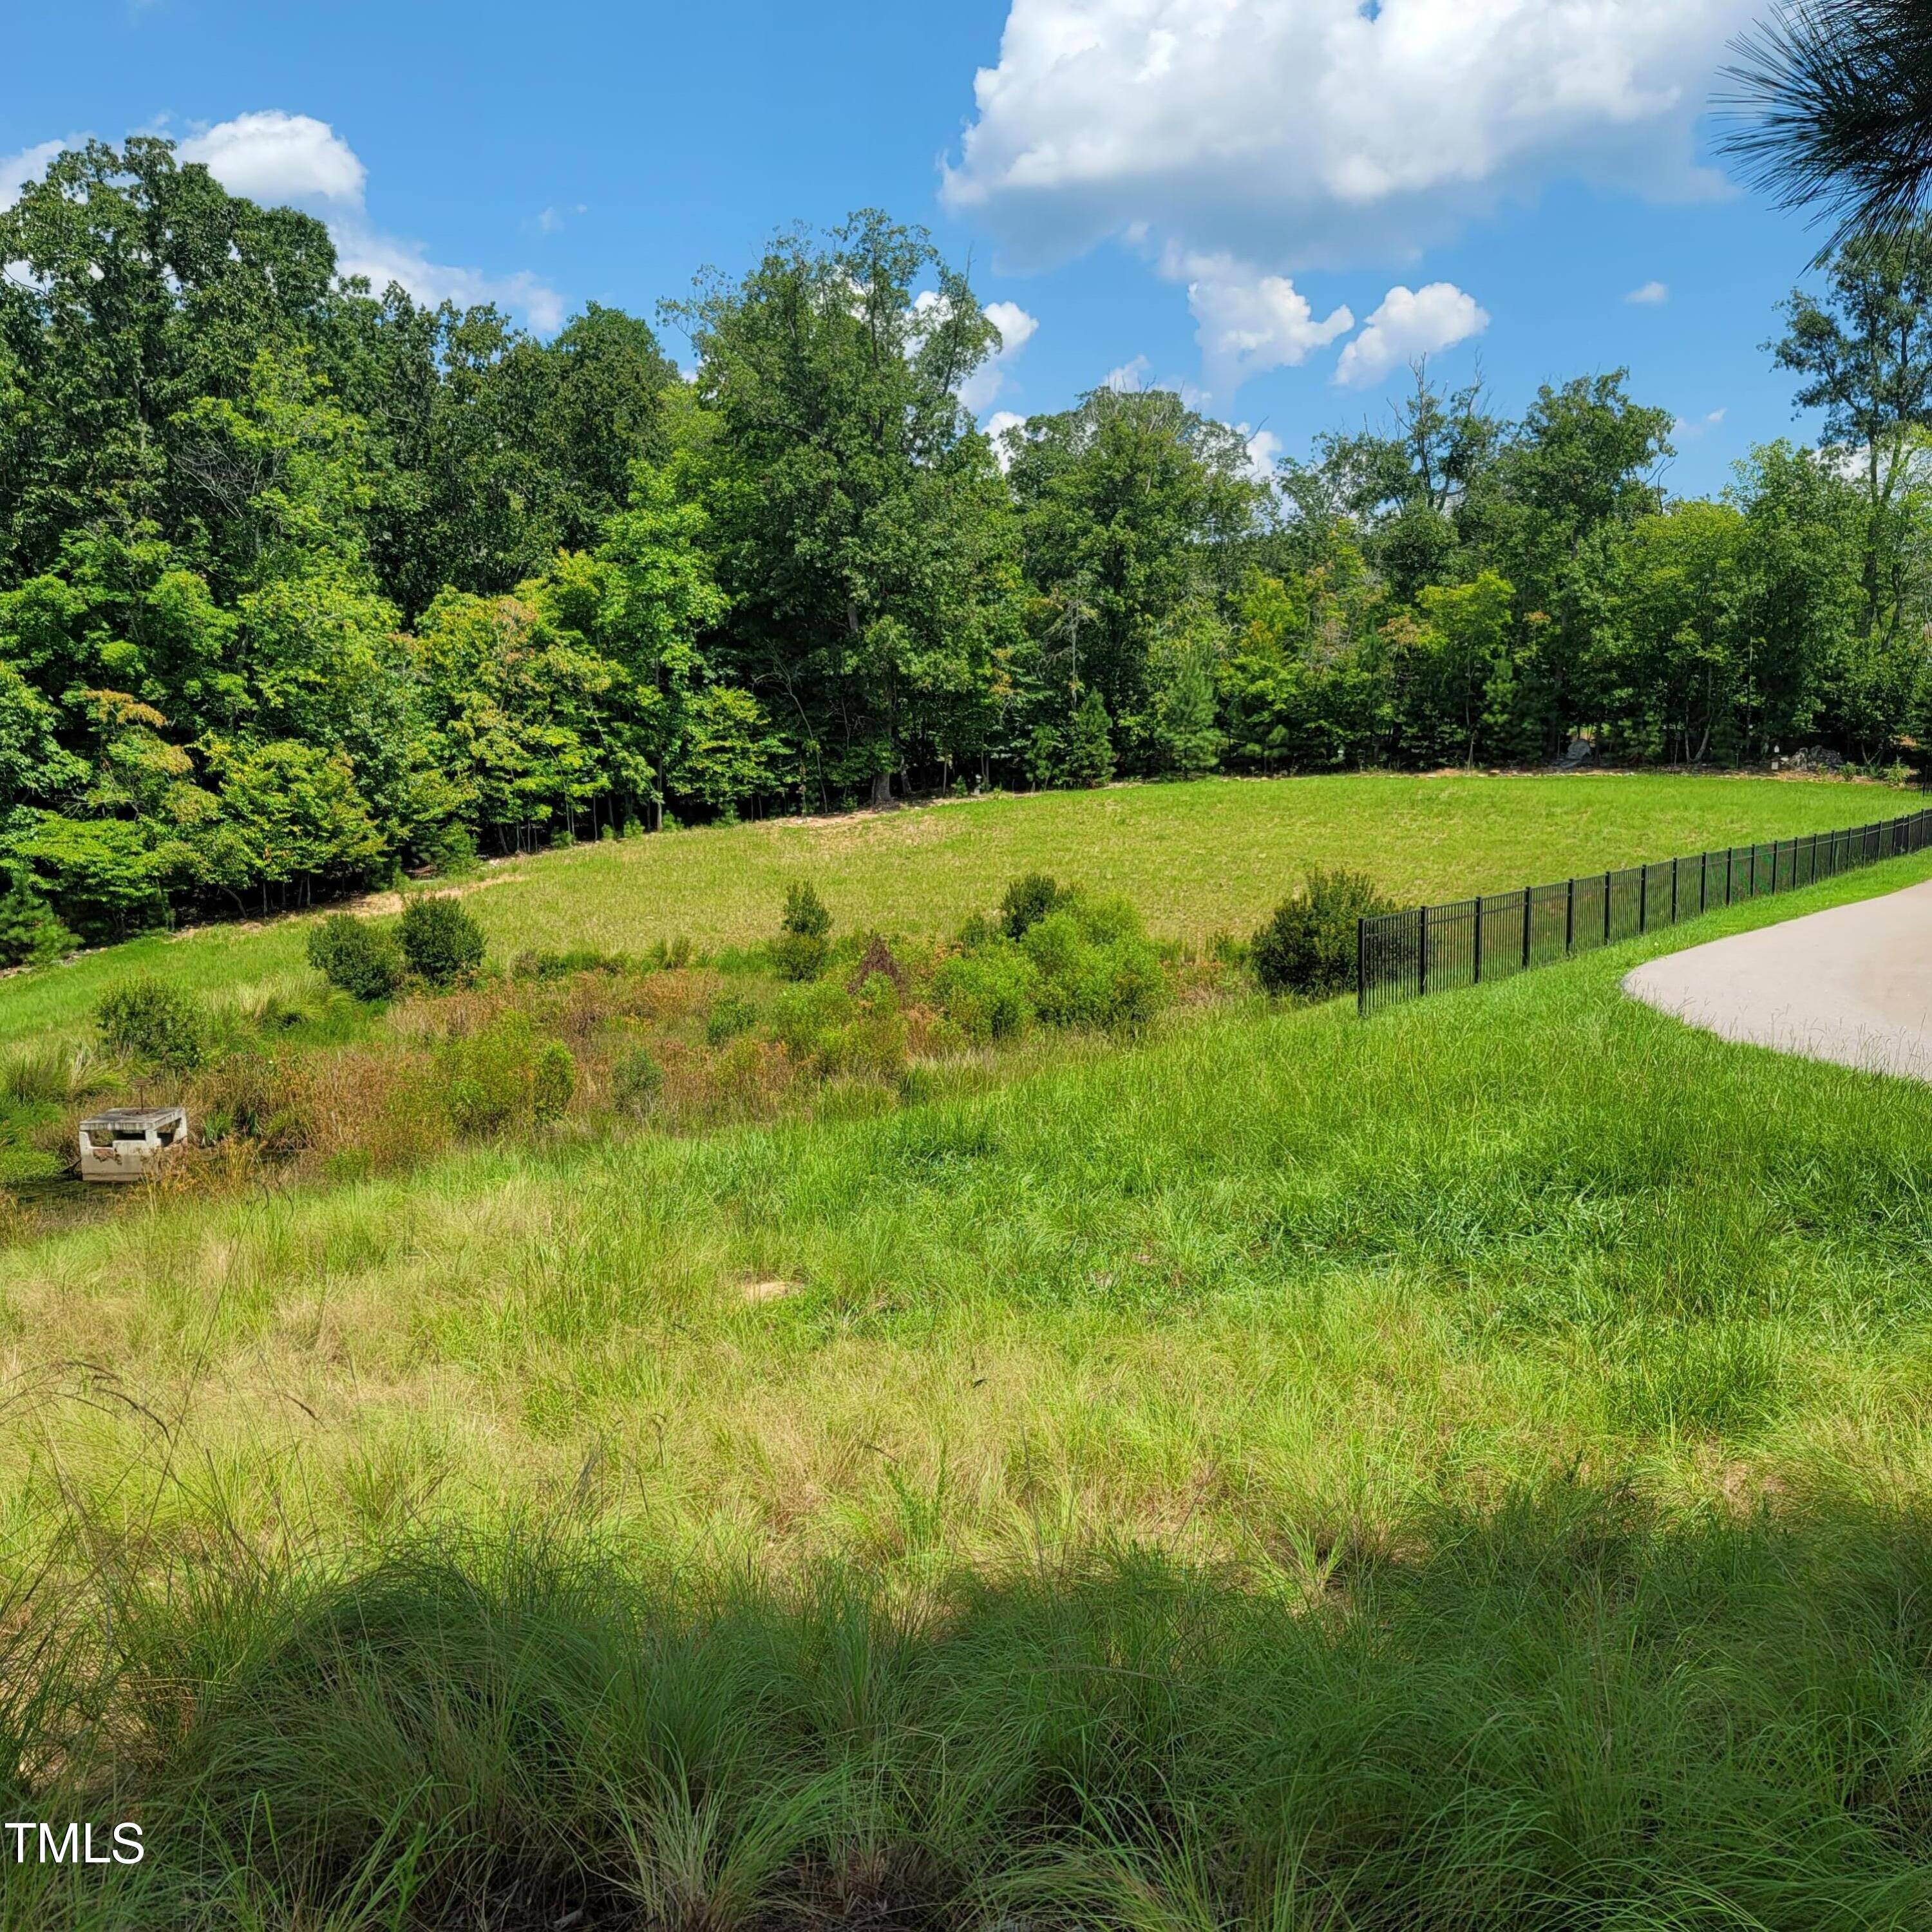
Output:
1 781 1929 1927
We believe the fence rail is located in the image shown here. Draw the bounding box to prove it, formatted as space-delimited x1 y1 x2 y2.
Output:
1357 808 1932 1014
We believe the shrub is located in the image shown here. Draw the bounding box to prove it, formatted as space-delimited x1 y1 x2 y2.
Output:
435 1014 569 1136
1251 868 1394 1000
417 822 479 878
531 1041 576 1124
611 1045 665 1118
0 874 74 969
1022 912 1118 1028
95 976 208 1072
782 881 831 939
934 946 1039 1043
771 983 855 1066
307 914 404 1002
706 990 757 1045
773 882 831 981
1020 899 1168 1033
401 895 487 987
999 871 1068 940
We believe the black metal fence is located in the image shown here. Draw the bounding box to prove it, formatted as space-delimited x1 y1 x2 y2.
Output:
1358 808 1932 1014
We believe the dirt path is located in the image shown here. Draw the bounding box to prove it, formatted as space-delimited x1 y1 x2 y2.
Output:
1623 880 1932 1080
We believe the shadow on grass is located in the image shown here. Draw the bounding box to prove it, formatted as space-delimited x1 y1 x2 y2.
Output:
6 1481 1932 1929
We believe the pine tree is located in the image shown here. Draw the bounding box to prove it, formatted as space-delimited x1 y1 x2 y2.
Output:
1153 651 1224 777
0 873 75 968
1061 689 1116 788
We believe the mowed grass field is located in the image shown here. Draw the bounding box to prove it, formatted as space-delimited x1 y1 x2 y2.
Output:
5 783 1932 1926
0 768 1897 1050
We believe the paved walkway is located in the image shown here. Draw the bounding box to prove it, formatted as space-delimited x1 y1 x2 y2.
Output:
1623 879 1932 1081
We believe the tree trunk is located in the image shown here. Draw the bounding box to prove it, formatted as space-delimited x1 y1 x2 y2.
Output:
870 772 892 808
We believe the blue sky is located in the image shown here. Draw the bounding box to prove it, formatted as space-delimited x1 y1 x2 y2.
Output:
3 0 1832 495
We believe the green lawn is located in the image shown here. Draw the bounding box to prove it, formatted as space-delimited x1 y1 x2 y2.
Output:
6 830 1932 1926
0 768 1902 1051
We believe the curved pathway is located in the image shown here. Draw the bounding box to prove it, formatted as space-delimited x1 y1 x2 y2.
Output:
1623 879 1932 1081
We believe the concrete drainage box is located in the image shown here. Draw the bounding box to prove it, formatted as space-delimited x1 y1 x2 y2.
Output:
78 1106 189 1182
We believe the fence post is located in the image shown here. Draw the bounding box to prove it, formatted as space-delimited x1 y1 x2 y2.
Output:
1522 885 1532 969
1671 856 1679 923
1565 876 1575 952
1700 849 1709 913
1603 870 1613 943
1725 846 1734 905
1473 894 1484 983
1417 904 1428 998
1639 866 1648 933
1357 917 1367 1015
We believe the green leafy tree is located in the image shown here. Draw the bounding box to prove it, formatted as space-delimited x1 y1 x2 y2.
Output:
1484 373 1676 755
1769 225 1932 674
1220 545 1393 772
1586 506 1750 765
671 212 1024 806
1401 570 1520 767
1731 440 1868 756
1007 386 1260 766
1287 361 1502 603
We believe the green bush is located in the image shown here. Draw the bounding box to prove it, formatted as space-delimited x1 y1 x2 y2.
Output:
771 983 855 1065
1251 868 1394 1000
436 1014 570 1136
401 895 487 988
999 871 1068 940
611 1045 665 1118
531 1041 576 1124
782 881 831 939
705 990 757 1045
773 881 832 981
1020 900 1167 1033
934 946 1039 1043
416 822 479 878
307 914 404 1002
94 976 207 1072
0 874 74 969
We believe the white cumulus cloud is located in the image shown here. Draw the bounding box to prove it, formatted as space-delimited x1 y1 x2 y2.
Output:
943 0 1748 269
984 298 1039 359
963 297 1041 411
1 140 68 210
1105 354 1152 392
1626 279 1670 304
1180 252 1353 399
180 110 564 333
178 111 365 205
1672 406 1727 440
1335 282 1489 388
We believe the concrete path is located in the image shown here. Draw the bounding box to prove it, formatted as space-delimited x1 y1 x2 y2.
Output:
1624 879 1932 1081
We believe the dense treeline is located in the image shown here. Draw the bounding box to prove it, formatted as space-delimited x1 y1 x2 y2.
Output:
5 138 1932 939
